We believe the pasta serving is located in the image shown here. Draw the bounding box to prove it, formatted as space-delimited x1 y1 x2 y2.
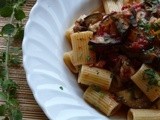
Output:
63 0 160 119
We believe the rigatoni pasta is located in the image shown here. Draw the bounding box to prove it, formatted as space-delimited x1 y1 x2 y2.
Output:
78 65 112 90
63 0 160 119
63 51 79 73
131 64 160 102
71 31 96 66
102 0 123 13
83 86 121 116
127 109 160 120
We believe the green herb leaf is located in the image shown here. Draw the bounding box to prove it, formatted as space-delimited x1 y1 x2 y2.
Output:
0 78 3 84
1 24 15 35
143 69 160 86
0 0 6 8
10 57 21 65
14 9 25 21
17 0 26 6
91 85 101 92
0 104 6 116
2 79 18 97
86 55 91 61
11 109 22 120
14 28 24 40
0 92 7 101
0 0 26 119
0 6 13 17
8 98 19 107
0 68 6 78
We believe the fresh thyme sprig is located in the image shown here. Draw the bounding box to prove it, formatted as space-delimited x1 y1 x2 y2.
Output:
0 0 26 119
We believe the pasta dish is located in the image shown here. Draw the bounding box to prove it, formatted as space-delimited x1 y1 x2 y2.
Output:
63 0 160 119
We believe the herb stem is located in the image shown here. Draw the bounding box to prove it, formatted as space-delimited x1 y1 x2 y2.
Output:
5 37 10 80
5 11 15 80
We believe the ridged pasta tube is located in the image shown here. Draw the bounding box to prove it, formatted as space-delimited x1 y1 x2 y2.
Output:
131 64 160 102
78 65 112 90
127 109 160 120
63 51 79 73
83 86 121 116
102 0 123 13
71 31 96 66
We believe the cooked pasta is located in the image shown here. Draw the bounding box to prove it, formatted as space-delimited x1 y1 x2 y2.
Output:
131 64 160 102
63 0 160 118
102 0 123 13
71 31 96 66
78 65 112 90
63 51 79 73
83 86 121 116
127 109 160 120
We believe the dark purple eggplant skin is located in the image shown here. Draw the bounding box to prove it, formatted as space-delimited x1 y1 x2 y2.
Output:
84 13 103 27
73 25 88 32
100 12 117 25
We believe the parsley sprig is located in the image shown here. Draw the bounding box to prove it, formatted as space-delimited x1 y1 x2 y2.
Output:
0 0 26 119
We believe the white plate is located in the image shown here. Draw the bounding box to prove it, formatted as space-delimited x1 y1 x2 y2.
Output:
22 0 125 120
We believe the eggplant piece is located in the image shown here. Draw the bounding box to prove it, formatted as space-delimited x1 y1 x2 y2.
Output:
117 88 151 108
88 35 121 46
136 10 147 22
73 25 88 32
116 18 130 34
109 13 130 35
130 8 138 27
73 20 88 32
100 12 117 25
84 13 103 27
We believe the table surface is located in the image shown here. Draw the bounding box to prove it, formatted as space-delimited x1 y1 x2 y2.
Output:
0 0 48 120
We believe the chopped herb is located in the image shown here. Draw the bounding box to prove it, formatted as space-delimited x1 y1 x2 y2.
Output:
143 69 160 86
99 91 105 98
91 85 101 92
59 86 63 90
151 23 160 31
96 70 99 75
138 20 157 41
138 20 151 33
86 55 91 61
94 102 100 111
